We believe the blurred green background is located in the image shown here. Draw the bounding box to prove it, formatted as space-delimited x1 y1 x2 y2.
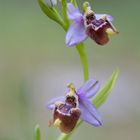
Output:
1 0 140 140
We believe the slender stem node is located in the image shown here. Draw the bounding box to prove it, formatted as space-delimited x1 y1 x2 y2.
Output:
76 43 89 82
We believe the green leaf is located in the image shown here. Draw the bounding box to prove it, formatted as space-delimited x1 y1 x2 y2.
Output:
38 0 66 30
35 124 41 140
93 69 119 108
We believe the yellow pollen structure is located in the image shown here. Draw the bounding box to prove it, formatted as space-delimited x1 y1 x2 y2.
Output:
67 83 78 101
106 28 116 37
83 2 94 15
67 83 75 92
53 118 61 128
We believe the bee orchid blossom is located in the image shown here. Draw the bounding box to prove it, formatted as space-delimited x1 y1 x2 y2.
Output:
47 78 102 134
66 2 118 46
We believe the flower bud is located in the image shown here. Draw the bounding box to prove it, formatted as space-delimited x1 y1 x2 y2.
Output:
45 0 57 7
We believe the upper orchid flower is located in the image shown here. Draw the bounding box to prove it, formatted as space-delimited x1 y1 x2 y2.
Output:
47 78 102 134
66 2 118 46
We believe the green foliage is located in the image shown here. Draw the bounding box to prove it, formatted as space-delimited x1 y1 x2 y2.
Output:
93 69 119 108
38 0 66 30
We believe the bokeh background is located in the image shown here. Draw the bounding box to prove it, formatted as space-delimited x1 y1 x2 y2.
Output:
1 0 140 140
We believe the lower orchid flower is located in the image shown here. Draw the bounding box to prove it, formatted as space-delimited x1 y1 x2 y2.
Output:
66 2 118 46
47 78 102 134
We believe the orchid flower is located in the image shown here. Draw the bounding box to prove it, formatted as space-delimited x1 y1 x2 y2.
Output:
47 78 102 134
66 2 118 46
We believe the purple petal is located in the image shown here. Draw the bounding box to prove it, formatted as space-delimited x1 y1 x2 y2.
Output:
47 96 65 110
64 88 70 95
77 79 100 98
95 13 113 22
67 3 83 21
79 98 102 126
66 21 88 46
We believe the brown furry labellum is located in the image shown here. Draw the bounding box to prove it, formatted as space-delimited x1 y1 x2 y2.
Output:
84 12 118 45
49 86 81 134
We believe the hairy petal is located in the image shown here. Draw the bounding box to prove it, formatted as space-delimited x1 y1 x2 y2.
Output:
67 3 83 21
77 78 100 98
47 96 65 110
66 21 88 46
95 13 113 22
79 97 102 126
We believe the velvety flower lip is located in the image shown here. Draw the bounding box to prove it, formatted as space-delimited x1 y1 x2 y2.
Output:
65 20 88 46
66 3 117 47
47 78 102 128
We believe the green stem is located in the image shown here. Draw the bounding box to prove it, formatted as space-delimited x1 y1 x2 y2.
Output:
57 120 83 140
57 133 70 140
35 124 41 140
76 43 89 82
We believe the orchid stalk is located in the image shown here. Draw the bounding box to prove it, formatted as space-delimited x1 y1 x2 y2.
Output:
37 0 119 140
76 43 89 81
